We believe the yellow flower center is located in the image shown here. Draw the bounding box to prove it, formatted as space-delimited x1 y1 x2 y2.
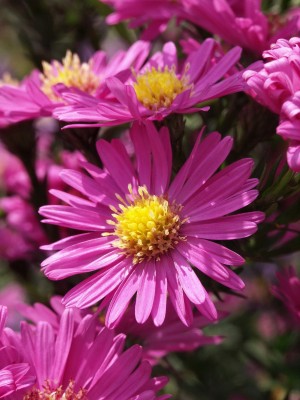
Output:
23 380 87 400
40 50 100 101
106 185 186 264
133 65 190 110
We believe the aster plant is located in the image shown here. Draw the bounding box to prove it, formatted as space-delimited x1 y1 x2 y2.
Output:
0 0 300 399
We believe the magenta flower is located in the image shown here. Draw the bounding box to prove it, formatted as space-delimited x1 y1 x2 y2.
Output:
277 93 300 171
1 305 169 400
102 0 300 55
40 122 263 327
244 37 300 171
271 266 300 323
54 39 244 126
0 42 150 126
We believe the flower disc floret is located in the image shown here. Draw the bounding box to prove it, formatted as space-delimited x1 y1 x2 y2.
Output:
40 50 100 101
108 185 186 264
133 65 189 110
24 380 87 400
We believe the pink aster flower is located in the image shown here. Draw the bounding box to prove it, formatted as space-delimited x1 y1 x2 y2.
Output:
271 266 300 324
2 305 169 400
244 37 300 171
0 42 149 126
277 93 300 171
40 122 263 327
103 0 300 55
54 39 244 126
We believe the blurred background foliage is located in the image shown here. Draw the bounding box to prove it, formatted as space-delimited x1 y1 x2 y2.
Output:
0 0 300 399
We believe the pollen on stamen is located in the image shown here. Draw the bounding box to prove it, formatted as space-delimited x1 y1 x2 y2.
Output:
104 185 187 264
40 50 100 102
133 65 191 111
23 380 87 400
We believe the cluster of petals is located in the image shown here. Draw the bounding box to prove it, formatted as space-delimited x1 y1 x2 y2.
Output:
39 122 264 328
244 37 300 171
271 266 300 324
102 0 300 54
54 39 244 127
0 303 169 399
0 41 149 127
116 303 223 364
18 296 222 366
0 306 35 398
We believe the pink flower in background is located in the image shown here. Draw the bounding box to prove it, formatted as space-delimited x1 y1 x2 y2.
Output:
271 266 300 323
103 0 300 55
0 42 150 126
40 122 263 327
54 39 244 126
1 305 169 399
244 38 300 113
244 37 300 171
0 144 30 198
0 125 88 261
0 196 47 260
277 93 300 171
102 0 185 40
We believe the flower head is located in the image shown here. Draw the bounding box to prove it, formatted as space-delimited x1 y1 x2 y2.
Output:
54 39 244 126
102 0 300 55
40 50 101 101
0 42 150 126
244 37 300 171
40 122 263 327
1 304 169 399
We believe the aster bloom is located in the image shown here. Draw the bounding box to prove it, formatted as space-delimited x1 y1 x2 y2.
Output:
102 0 300 55
271 266 300 323
40 122 263 327
1 306 169 400
0 41 150 126
54 39 244 126
244 37 300 171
